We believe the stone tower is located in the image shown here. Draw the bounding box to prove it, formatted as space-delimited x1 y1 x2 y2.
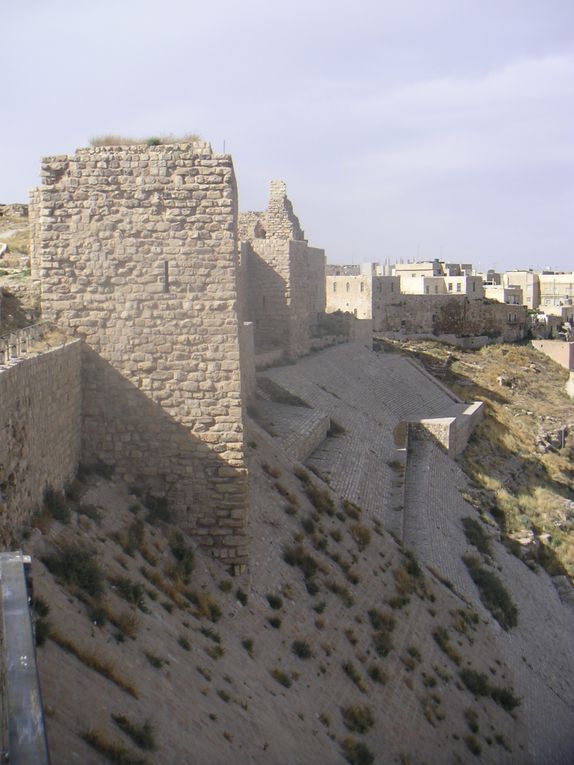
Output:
31 142 248 563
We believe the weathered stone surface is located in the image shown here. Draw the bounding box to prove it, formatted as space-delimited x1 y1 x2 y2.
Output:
30 144 248 563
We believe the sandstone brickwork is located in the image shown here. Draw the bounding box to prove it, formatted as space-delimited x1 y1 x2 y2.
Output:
0 340 81 544
31 143 248 563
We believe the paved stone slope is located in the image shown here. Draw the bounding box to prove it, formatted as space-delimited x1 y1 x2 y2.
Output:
260 344 468 533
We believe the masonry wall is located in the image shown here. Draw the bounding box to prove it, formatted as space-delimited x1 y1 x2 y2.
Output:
326 275 372 319
32 144 248 563
377 295 527 341
239 181 326 360
0 341 81 545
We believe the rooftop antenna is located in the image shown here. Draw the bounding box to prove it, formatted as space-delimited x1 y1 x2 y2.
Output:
223 139 226 153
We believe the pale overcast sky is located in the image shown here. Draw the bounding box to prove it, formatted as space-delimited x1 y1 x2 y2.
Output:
2 0 573 271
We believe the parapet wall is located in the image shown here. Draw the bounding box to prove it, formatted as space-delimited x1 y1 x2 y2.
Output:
0 340 81 544
410 401 483 458
31 143 248 563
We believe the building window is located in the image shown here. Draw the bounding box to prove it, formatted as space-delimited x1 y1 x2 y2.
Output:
391 283 394 292
448 283 453 292
354 308 358 317
456 283 462 293
435 285 438 294
346 282 350 292
472 281 476 292
333 282 337 292
360 282 364 293
425 286 430 294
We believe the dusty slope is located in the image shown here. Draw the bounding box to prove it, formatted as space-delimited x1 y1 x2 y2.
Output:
22 343 574 764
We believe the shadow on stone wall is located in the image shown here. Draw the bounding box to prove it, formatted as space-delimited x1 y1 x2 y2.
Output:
81 347 248 564
245 249 289 353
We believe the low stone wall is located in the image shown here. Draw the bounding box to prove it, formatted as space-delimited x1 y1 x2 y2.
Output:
0 340 82 544
412 401 483 458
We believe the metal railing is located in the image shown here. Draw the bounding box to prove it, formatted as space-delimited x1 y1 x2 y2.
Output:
0 322 58 367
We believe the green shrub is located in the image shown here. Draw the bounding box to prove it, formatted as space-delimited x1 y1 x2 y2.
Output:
372 629 393 657
241 638 254 656
43 546 104 598
267 594 283 610
464 734 482 756
44 488 71 523
462 517 491 556
178 635 191 651
81 731 147 765
144 653 166 669
350 524 371 551
432 627 461 665
325 580 354 607
459 668 490 697
343 500 361 520
367 609 395 632
463 556 518 629
342 662 367 693
112 577 146 610
341 737 374 765
112 714 155 751
340 705 374 733
143 494 171 524
270 668 291 687
491 686 521 712
291 640 312 659
34 617 50 646
305 485 335 516
367 664 388 684
169 532 194 583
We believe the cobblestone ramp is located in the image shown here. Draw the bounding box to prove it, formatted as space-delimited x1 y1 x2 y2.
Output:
252 400 330 462
404 439 574 763
262 344 470 533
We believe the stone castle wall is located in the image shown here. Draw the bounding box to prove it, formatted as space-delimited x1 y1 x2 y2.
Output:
0 340 81 545
31 143 248 563
239 181 326 360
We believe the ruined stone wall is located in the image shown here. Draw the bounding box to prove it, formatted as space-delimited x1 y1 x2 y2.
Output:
0 341 81 545
31 143 247 563
243 238 290 351
239 181 325 360
288 241 326 357
378 295 527 341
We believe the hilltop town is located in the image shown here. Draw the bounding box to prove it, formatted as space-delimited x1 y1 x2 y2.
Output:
0 141 573 763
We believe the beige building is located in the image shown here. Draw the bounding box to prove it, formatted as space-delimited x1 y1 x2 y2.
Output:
483 284 523 305
539 273 574 308
326 275 400 327
502 271 540 310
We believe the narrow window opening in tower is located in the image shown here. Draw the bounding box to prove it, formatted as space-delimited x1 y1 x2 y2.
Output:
164 261 170 292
